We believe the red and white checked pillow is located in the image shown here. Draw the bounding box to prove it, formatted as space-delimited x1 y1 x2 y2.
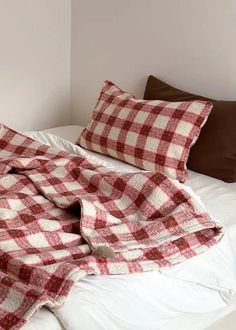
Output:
77 81 212 182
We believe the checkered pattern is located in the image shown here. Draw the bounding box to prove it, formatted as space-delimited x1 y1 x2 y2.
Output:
77 81 213 182
0 124 223 329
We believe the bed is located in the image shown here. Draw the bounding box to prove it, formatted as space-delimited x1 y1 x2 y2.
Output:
17 124 236 330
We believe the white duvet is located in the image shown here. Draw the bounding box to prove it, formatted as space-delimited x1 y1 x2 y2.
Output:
22 126 236 330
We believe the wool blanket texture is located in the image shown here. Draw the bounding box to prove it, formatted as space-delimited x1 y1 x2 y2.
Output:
0 125 223 329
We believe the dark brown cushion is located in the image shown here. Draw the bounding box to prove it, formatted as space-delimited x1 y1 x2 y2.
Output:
144 75 236 182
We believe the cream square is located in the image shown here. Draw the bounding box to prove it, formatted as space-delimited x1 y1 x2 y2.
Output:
167 143 184 158
123 154 135 165
93 143 103 154
108 148 119 158
51 249 71 259
27 232 50 248
19 254 42 265
1 290 25 312
109 127 120 140
123 249 143 261
165 168 176 180
0 209 16 220
144 136 159 153
0 150 12 158
117 108 130 120
54 195 71 206
142 160 155 171
165 101 182 109
149 186 170 209
134 111 150 124
103 103 116 115
99 180 113 197
125 131 139 145
94 123 106 135
41 186 56 194
175 121 193 136
38 218 62 231
0 176 18 189
116 195 133 209
42 263 59 274
187 102 203 115
128 174 148 189
8 199 25 211
1 239 19 252
64 180 82 191
111 223 131 234
52 167 68 178
10 135 26 146
82 200 96 217
153 115 169 129
108 262 129 274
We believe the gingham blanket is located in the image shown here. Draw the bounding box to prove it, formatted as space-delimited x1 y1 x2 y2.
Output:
0 125 223 330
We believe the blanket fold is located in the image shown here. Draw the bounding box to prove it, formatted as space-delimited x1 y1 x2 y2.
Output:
0 125 223 330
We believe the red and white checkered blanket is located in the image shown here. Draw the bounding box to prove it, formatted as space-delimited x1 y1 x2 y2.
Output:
0 125 223 329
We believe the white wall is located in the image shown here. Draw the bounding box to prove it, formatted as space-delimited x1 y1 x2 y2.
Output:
0 0 71 131
1 1 236 130
71 0 236 126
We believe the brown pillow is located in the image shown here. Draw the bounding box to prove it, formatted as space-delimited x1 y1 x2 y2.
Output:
144 75 236 182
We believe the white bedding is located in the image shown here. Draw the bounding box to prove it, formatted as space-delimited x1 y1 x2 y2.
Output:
22 125 236 330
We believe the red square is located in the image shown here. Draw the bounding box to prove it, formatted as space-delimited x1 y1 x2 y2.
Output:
116 142 125 153
134 193 145 207
29 204 44 215
133 228 149 241
155 154 166 166
133 103 144 110
172 109 184 119
172 237 190 251
114 178 126 192
0 314 20 329
86 183 97 193
171 190 188 205
70 168 80 179
195 115 205 127
94 219 106 229
86 131 93 142
161 130 174 142
19 214 35 224
100 136 108 147
19 264 33 284
145 248 164 260
122 120 132 130
118 99 129 108
94 112 103 122
134 147 144 159
105 234 119 243
0 140 8 149
44 274 64 294
140 125 151 136
163 216 179 229
48 177 61 185
15 146 26 154
106 116 116 126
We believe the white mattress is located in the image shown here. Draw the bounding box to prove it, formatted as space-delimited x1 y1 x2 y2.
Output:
22 125 236 330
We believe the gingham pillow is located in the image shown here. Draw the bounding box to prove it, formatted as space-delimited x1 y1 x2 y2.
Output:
77 81 213 182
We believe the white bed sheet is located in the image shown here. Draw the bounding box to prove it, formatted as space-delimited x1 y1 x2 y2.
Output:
22 125 236 330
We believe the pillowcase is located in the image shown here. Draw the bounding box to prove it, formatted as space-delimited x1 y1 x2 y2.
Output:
144 75 236 182
77 81 212 182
